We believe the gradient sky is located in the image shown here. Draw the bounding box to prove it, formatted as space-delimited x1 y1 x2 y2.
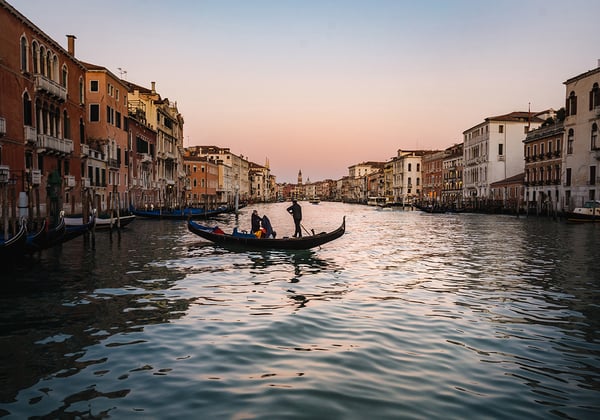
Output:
9 0 600 183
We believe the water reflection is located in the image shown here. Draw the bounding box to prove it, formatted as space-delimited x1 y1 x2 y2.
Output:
1 208 599 419
0 224 191 404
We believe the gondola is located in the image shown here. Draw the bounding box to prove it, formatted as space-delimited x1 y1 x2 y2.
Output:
0 219 27 259
131 205 231 220
25 215 66 252
188 216 346 250
64 213 135 230
63 213 96 241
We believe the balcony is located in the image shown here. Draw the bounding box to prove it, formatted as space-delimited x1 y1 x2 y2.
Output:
35 74 67 102
24 125 37 144
140 153 152 164
107 158 119 169
36 134 73 155
0 116 5 136
82 177 90 188
81 143 89 157
30 169 41 185
65 175 76 188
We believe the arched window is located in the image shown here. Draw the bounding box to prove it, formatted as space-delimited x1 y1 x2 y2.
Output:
23 92 33 126
590 83 600 110
566 91 577 116
63 110 70 139
78 77 84 104
52 55 59 82
567 129 574 154
45 50 52 78
20 35 28 72
592 123 598 150
79 118 85 143
39 46 46 75
61 64 68 88
31 41 39 73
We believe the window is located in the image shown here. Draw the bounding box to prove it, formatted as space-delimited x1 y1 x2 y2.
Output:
591 166 597 186
90 104 100 122
23 92 32 125
90 80 99 92
61 65 68 88
592 123 598 150
79 77 84 104
63 110 70 139
566 168 572 186
566 91 577 116
32 41 38 73
499 125 504 134
116 111 121 128
20 36 28 72
548 140 553 154
408 163 412 171
556 138 561 154
106 106 114 124
416 163 420 172
567 129 574 154
540 143 544 155
498 143 503 156
589 83 600 110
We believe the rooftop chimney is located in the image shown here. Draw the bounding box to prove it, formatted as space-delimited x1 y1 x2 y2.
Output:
66 35 76 56
151 81 156 94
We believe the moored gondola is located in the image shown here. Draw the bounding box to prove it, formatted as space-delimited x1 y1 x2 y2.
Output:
188 217 346 250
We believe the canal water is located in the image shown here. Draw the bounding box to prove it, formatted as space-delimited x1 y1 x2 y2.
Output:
0 202 598 419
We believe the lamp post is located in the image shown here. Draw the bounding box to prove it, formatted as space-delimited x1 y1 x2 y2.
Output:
1 165 10 239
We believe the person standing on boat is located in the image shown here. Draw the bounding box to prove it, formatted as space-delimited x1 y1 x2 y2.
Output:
251 209 262 234
286 199 302 237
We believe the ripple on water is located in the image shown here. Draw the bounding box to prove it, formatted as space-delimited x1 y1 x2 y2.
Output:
1 208 599 418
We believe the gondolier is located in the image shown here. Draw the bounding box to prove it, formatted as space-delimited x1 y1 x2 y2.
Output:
286 199 302 238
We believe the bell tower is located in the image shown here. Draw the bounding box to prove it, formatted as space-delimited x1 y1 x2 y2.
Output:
297 170 303 185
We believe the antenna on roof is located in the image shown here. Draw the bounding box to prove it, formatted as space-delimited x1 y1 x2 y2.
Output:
117 67 127 80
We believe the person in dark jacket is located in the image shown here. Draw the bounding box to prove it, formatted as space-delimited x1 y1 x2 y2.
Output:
286 199 302 237
251 209 262 233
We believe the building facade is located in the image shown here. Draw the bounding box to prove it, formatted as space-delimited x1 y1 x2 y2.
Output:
441 143 463 207
463 111 545 206
562 66 600 209
523 122 564 215
1 2 87 227
82 61 130 212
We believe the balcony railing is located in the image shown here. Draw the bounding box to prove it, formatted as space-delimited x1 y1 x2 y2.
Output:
107 158 119 169
24 125 37 144
140 153 152 163
36 134 73 155
65 175 76 188
35 74 67 101
81 143 89 157
82 177 90 188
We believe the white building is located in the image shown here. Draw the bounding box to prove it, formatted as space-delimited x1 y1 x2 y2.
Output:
563 64 600 209
391 150 424 204
462 111 546 203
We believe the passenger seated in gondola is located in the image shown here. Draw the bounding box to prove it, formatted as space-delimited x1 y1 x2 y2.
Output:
262 215 276 239
251 210 262 235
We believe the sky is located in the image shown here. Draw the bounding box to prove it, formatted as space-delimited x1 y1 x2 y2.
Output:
8 0 600 183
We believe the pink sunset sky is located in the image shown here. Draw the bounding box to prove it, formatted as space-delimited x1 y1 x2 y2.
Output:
9 0 600 183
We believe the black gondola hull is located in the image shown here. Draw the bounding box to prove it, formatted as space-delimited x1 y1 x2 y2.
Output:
188 217 345 250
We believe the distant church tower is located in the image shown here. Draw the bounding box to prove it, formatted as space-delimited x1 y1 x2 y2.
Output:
297 170 303 185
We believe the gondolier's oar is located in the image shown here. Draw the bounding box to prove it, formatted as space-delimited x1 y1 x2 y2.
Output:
301 223 313 236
